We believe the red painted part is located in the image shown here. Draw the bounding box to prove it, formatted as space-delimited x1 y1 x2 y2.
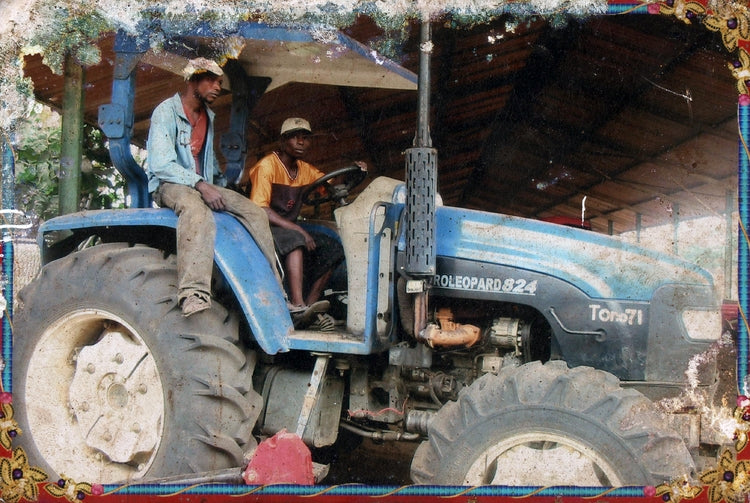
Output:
722 299 739 323
242 429 315 485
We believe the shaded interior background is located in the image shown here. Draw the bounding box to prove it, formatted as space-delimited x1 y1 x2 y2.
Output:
23 14 738 228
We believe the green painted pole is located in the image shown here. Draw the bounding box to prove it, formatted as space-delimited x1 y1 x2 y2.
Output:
59 52 85 215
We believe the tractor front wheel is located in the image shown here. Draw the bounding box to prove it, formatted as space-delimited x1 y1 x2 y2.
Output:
410 361 694 486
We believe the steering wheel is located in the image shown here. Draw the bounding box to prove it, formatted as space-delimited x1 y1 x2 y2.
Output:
301 165 368 208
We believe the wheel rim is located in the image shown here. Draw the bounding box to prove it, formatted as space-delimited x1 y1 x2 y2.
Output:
24 309 164 483
463 432 624 486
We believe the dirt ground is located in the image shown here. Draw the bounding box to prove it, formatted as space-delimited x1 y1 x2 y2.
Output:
323 437 418 485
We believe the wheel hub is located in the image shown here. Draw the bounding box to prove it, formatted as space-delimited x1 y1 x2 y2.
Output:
464 432 622 486
69 328 163 465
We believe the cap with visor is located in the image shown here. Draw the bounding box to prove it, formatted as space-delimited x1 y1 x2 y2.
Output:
280 118 312 137
182 57 224 80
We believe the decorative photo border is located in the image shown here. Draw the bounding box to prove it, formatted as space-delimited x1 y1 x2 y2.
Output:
1 1 749 501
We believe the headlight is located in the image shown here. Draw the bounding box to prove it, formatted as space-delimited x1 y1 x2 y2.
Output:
681 309 722 342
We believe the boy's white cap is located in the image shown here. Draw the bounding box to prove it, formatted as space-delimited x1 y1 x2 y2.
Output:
280 118 312 136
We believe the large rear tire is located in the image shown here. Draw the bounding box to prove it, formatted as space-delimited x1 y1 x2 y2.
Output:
410 361 694 486
13 243 261 484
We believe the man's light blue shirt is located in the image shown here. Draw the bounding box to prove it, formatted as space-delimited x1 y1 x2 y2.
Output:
146 93 225 193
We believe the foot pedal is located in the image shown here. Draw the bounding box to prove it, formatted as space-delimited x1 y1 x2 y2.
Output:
293 300 330 328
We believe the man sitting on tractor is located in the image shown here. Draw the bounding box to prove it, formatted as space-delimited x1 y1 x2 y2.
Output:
245 117 367 327
146 58 285 317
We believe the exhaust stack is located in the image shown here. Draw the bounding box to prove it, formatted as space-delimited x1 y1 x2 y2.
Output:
404 21 437 335
404 22 437 279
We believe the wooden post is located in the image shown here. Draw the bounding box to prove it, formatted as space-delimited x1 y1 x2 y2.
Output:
59 52 85 215
672 203 679 256
635 213 642 243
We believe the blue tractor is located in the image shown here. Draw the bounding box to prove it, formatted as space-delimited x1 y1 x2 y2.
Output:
12 23 725 487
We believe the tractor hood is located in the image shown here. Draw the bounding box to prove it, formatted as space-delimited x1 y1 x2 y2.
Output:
432 206 715 301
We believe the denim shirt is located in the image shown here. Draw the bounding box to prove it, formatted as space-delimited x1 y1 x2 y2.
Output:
146 93 225 193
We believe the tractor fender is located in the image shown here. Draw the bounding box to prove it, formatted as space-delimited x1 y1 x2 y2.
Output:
39 208 292 354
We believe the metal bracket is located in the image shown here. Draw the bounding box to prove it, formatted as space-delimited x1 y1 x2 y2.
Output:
219 60 271 186
98 30 150 208
98 104 126 139
295 354 330 438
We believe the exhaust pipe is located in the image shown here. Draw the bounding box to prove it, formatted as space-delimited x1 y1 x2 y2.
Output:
404 22 437 336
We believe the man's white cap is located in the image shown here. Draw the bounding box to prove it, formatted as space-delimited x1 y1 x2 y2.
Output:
182 57 224 80
280 118 312 136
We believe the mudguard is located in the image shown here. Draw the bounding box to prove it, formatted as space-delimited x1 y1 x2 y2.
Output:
38 208 292 354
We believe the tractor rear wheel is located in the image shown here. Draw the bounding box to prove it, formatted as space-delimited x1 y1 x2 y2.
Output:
13 243 261 484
